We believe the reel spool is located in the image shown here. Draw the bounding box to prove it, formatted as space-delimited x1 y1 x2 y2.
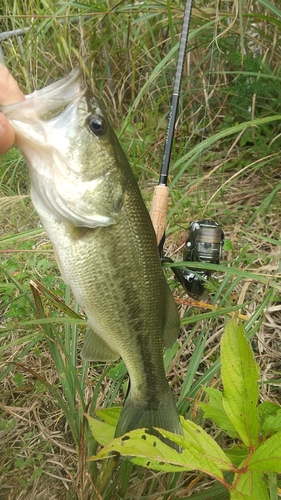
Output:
163 219 224 297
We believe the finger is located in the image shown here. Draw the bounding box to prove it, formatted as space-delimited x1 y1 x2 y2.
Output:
0 113 16 154
0 63 25 104
0 64 25 153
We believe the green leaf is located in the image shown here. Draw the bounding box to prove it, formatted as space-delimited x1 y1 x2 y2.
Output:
87 416 115 447
258 402 281 427
238 470 269 499
164 341 180 371
257 402 281 436
256 0 281 19
199 387 238 437
231 469 269 500
14 458 25 468
108 361 127 380
86 410 121 447
33 467 43 479
225 445 249 467
222 239 234 251
29 278 83 318
230 490 257 500
221 319 259 447
90 427 225 480
95 407 122 427
87 413 232 476
262 410 281 436
268 473 278 500
180 418 232 471
248 431 281 472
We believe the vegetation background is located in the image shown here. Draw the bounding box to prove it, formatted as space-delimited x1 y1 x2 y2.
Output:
0 0 280 498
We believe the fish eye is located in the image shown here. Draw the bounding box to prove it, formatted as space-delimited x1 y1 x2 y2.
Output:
88 114 107 137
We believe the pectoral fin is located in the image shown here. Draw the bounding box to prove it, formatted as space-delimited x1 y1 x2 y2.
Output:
162 285 180 348
64 221 92 239
81 323 120 361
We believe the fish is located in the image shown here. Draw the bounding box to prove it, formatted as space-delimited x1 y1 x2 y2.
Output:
1 68 183 443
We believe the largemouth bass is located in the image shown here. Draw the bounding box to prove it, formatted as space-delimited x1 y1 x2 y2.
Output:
2 68 183 441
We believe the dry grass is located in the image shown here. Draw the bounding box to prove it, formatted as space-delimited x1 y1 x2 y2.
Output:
0 0 281 498
1 160 280 499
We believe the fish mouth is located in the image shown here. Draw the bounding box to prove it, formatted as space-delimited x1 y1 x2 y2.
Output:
0 67 85 120
0 67 86 148
30 66 83 100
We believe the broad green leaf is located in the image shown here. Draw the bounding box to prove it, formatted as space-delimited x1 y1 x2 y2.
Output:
180 418 232 470
95 407 122 427
258 402 281 429
230 490 257 500
232 470 269 500
87 413 232 473
108 361 127 380
257 402 281 436
86 408 122 447
225 445 249 467
221 319 259 447
90 427 224 479
262 410 281 436
86 414 116 447
248 431 281 472
199 387 238 437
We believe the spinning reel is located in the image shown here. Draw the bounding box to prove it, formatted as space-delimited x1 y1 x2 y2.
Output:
162 219 224 298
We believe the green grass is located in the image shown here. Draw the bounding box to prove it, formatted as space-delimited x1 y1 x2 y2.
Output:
0 1 281 498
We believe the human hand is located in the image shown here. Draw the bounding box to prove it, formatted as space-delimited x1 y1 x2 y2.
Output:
0 63 25 154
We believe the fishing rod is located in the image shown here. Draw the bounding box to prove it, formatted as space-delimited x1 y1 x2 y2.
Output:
150 0 193 247
150 0 224 297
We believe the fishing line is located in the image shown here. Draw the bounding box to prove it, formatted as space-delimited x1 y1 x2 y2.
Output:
197 41 216 171
196 17 219 187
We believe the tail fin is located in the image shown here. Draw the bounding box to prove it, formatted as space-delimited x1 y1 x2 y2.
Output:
115 389 183 451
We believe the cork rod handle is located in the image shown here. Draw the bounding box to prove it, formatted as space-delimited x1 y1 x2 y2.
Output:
150 185 169 246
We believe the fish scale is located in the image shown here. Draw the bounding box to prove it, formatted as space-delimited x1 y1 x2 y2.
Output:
1 67 183 445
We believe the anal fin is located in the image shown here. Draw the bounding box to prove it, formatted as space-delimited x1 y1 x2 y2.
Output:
81 323 120 361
